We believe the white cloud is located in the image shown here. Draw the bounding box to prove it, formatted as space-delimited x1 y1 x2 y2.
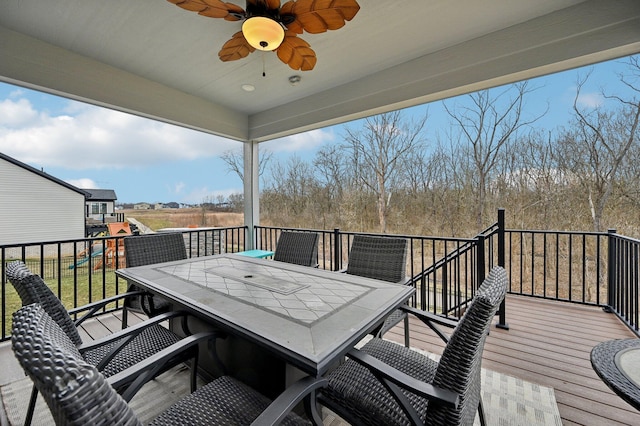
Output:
65 178 98 189
0 98 39 127
575 91 604 108
170 182 186 195
265 128 335 153
0 97 241 170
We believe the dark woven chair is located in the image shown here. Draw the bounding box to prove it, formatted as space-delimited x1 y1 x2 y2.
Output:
5 260 212 426
343 235 410 341
12 303 325 426
318 266 508 426
273 231 319 267
122 232 188 327
590 338 640 410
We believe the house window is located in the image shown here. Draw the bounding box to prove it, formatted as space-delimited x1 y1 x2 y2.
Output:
91 203 108 214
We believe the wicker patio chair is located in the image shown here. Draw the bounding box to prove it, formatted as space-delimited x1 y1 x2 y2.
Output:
122 232 188 326
344 235 410 341
273 231 319 267
5 260 214 426
318 266 508 426
11 303 325 426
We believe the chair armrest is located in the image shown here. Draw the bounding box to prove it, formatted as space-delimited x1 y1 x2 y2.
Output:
68 290 146 327
347 348 459 409
400 305 458 343
77 310 191 354
398 276 412 286
106 331 221 401
251 376 328 426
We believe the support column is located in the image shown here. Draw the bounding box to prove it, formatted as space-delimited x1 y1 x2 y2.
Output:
243 141 260 250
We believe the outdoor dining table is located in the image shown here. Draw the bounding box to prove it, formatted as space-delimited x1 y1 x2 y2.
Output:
116 253 415 398
591 338 640 411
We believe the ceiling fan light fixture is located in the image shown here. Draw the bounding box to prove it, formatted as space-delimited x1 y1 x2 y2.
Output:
242 17 285 51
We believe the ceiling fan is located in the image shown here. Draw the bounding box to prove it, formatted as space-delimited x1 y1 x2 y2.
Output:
167 0 361 71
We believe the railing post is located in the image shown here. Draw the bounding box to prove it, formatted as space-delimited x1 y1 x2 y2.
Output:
253 226 259 251
605 228 617 313
333 228 341 271
496 208 509 329
476 233 486 286
498 208 505 267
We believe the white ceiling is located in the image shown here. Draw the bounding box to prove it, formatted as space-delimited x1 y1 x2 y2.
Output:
1 0 640 143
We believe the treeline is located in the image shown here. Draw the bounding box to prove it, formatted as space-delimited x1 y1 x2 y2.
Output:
227 57 640 239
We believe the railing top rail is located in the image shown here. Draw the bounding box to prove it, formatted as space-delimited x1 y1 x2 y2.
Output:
608 232 640 244
337 231 477 243
256 225 327 233
256 225 477 243
0 226 247 250
504 228 608 237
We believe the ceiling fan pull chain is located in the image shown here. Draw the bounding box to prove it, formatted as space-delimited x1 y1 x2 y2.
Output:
262 52 266 77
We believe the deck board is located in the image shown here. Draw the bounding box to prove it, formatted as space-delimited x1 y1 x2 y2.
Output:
385 294 640 425
2 295 639 425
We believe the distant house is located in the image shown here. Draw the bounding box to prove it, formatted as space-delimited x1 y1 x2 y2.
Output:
84 188 117 221
0 152 86 245
134 203 150 210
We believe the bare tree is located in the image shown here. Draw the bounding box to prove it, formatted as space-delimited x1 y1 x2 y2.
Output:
312 144 351 225
343 110 428 233
261 155 318 226
220 146 273 182
556 68 640 231
444 82 545 230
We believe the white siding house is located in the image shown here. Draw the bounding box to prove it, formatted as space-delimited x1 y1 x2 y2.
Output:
0 153 86 245
84 188 117 221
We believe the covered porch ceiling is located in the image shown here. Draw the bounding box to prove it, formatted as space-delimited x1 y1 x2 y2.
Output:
1 0 640 144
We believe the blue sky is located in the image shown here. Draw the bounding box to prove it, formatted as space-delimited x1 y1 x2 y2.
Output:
1 54 636 204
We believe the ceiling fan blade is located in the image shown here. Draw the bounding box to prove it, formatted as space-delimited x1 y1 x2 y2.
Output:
276 32 317 71
168 0 245 21
281 0 360 34
218 31 256 62
265 0 281 10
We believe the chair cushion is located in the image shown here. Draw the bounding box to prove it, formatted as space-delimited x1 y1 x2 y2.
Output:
323 338 437 426
149 375 311 426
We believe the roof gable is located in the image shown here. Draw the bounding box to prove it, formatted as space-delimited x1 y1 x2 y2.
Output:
0 152 87 196
84 188 117 201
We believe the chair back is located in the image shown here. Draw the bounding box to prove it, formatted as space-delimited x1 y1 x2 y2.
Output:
273 231 319 267
11 304 140 426
426 266 507 425
124 232 187 267
123 233 187 316
346 235 408 283
5 261 83 345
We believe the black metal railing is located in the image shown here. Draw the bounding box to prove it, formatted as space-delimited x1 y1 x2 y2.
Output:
2 210 639 341
502 227 609 306
0 226 248 340
607 230 640 334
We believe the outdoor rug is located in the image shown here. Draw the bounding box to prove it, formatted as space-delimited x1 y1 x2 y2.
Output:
1 356 562 426
400 345 562 426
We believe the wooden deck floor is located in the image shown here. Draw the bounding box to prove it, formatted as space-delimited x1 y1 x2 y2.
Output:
1 296 639 425
384 294 640 426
